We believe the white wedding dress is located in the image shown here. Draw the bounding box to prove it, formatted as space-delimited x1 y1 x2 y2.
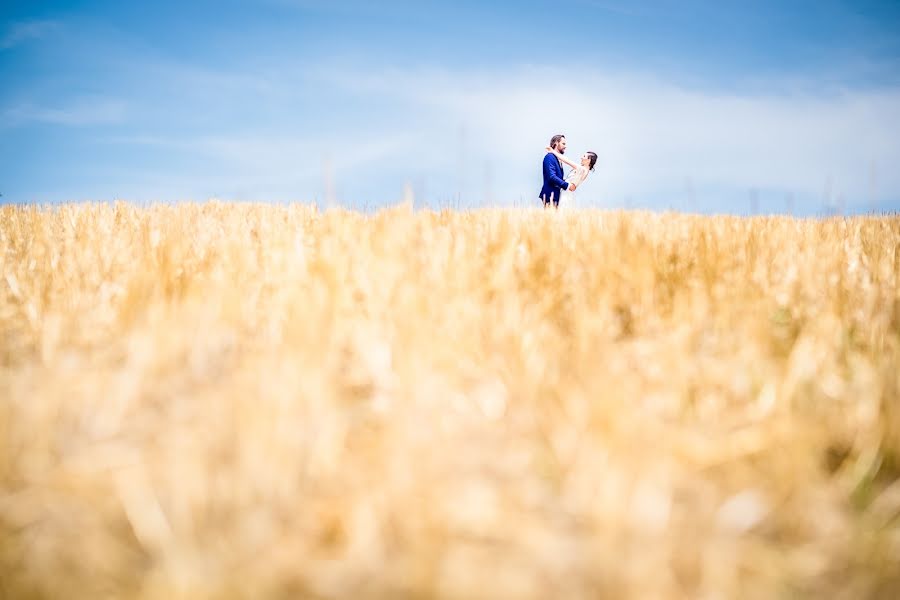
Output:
559 165 589 210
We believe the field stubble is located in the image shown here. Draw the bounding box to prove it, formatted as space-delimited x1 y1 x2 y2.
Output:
1 202 899 598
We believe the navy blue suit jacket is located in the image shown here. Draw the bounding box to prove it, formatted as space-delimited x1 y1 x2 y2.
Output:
539 152 569 204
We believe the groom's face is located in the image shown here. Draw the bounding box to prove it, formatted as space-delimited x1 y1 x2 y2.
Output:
556 137 567 154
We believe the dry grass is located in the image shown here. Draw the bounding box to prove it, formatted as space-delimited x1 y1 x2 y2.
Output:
1 201 899 599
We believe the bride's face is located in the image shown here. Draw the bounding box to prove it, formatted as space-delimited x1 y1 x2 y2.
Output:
580 153 591 167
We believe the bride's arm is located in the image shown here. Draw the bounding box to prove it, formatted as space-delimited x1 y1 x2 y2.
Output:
545 146 580 169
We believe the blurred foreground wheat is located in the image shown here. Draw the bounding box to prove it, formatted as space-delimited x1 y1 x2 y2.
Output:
1 202 899 598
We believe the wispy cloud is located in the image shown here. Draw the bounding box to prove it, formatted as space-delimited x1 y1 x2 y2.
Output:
36 59 898 210
107 131 412 173
0 19 60 50
575 0 669 18
2 98 128 127
310 65 900 209
3 12 897 212
99 131 418 203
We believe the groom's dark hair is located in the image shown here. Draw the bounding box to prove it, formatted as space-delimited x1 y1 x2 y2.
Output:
549 134 565 149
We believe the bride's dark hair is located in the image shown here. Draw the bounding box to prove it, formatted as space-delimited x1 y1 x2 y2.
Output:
587 151 598 171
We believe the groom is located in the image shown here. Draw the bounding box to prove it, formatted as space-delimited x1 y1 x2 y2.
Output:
539 134 576 208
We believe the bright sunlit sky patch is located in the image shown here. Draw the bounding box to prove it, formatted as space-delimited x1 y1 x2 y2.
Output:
2 0 899 214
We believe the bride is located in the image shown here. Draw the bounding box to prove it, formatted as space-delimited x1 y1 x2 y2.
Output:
545 145 597 209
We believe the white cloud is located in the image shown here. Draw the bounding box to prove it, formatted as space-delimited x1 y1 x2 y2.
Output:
312 66 900 210
0 20 59 50
111 132 413 176
12 48 896 211
100 132 418 203
3 97 128 126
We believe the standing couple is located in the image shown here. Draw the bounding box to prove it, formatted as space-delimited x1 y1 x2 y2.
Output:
539 134 597 209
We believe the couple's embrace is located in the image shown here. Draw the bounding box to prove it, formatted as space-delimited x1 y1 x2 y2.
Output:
539 134 597 209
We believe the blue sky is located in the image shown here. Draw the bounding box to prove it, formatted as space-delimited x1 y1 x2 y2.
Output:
2 0 899 214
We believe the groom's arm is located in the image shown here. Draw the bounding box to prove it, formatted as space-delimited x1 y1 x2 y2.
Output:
543 154 570 190
546 147 581 170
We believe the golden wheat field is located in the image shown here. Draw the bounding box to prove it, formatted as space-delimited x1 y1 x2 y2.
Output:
1 201 899 599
